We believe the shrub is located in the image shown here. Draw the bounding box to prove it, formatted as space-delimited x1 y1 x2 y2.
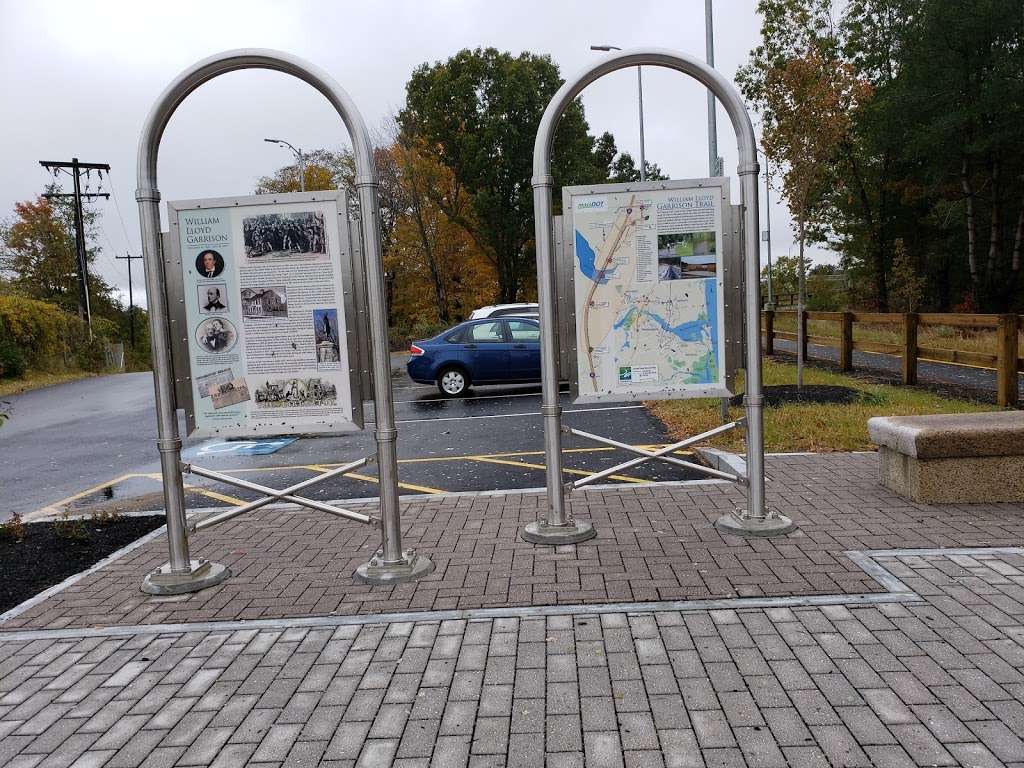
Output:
54 511 90 541
0 295 73 371
0 333 26 379
0 513 26 542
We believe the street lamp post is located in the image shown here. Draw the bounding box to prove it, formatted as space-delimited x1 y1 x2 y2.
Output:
590 45 645 182
761 149 774 308
705 0 721 177
264 137 306 192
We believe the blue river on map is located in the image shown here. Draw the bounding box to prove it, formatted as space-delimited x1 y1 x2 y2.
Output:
575 231 616 284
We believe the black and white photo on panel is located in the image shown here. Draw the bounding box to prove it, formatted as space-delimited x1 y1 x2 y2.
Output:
243 211 327 259
195 249 225 279
254 377 337 408
198 283 229 313
195 316 237 354
240 286 288 319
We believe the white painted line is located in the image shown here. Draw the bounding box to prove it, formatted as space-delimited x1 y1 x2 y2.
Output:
393 390 545 405
0 524 168 625
395 405 644 425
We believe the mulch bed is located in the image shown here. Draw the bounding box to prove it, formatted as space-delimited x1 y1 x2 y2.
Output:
730 384 868 408
0 515 165 615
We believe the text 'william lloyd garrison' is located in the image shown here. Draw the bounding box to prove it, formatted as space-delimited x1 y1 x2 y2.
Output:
185 216 230 245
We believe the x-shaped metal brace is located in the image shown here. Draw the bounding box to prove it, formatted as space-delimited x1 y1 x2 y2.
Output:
185 456 376 531
563 418 745 490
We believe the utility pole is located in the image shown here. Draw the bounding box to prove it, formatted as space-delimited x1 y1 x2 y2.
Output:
704 1 730 422
705 0 722 176
115 253 144 347
40 158 110 337
763 151 774 308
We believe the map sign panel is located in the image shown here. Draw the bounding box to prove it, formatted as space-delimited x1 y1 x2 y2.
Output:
170 194 360 437
567 181 730 402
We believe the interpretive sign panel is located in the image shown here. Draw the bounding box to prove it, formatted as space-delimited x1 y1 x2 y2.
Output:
564 179 730 403
169 192 361 437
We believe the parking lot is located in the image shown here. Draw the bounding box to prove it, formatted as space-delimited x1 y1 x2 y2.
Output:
6 358 707 521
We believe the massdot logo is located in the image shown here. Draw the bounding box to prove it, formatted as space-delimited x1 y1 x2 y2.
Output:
576 198 606 211
618 366 632 382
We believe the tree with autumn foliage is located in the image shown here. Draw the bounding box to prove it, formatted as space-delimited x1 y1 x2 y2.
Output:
0 191 149 375
385 137 496 327
739 1 871 385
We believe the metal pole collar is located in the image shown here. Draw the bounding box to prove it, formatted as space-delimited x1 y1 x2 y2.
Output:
135 188 161 202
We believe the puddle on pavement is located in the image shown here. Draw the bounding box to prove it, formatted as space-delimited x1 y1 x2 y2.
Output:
64 479 229 516
67 477 160 512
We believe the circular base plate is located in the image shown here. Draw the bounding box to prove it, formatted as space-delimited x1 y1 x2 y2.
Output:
521 520 597 546
141 560 230 595
355 553 435 585
715 511 797 538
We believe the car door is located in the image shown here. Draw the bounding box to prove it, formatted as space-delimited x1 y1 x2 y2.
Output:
461 320 511 382
506 319 541 380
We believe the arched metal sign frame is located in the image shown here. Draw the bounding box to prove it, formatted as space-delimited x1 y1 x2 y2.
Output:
524 48 795 544
136 49 433 594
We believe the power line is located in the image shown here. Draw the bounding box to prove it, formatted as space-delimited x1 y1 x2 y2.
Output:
107 173 137 252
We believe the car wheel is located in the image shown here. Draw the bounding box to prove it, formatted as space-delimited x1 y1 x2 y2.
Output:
437 367 469 396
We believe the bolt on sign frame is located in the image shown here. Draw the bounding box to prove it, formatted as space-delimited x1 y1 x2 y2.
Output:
524 48 796 545
135 49 433 595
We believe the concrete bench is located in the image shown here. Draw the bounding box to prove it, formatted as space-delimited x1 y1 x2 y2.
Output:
868 411 1024 503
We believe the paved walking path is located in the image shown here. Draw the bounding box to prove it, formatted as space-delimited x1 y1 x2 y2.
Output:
2 453 1024 766
4 454 1024 632
774 338 1024 401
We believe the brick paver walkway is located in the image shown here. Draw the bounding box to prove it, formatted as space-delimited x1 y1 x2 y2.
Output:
3 549 1024 766
3 453 1023 632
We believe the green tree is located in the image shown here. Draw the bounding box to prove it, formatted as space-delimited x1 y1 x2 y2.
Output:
888 239 926 312
399 47 627 302
886 0 1024 310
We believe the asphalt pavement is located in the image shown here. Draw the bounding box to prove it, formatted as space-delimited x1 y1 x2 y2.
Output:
0 356 700 521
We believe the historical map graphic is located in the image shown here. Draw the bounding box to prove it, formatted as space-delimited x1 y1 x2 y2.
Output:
571 186 726 400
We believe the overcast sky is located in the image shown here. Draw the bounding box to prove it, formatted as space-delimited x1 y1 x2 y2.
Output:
0 0 833 310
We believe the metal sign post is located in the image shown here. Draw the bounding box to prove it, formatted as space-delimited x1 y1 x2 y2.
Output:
136 49 432 594
525 48 795 544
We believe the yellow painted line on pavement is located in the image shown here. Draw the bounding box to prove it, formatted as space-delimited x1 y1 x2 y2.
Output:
26 442 691 517
142 472 248 506
23 473 139 521
212 445 693 474
305 463 447 496
466 455 649 484
183 485 247 506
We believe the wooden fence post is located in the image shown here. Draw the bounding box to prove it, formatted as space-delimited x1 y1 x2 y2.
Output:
840 312 853 372
996 313 1020 407
800 310 809 362
764 310 774 356
902 313 918 385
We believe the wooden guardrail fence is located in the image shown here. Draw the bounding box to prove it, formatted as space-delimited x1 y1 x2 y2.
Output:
762 310 1023 407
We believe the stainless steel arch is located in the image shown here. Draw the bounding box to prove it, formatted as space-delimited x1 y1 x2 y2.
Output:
525 48 794 542
136 49 431 594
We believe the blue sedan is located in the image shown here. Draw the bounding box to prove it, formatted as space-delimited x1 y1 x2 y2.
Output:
407 317 541 396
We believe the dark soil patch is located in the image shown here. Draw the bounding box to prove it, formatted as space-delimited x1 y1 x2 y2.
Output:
0 515 164 614
729 384 875 408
